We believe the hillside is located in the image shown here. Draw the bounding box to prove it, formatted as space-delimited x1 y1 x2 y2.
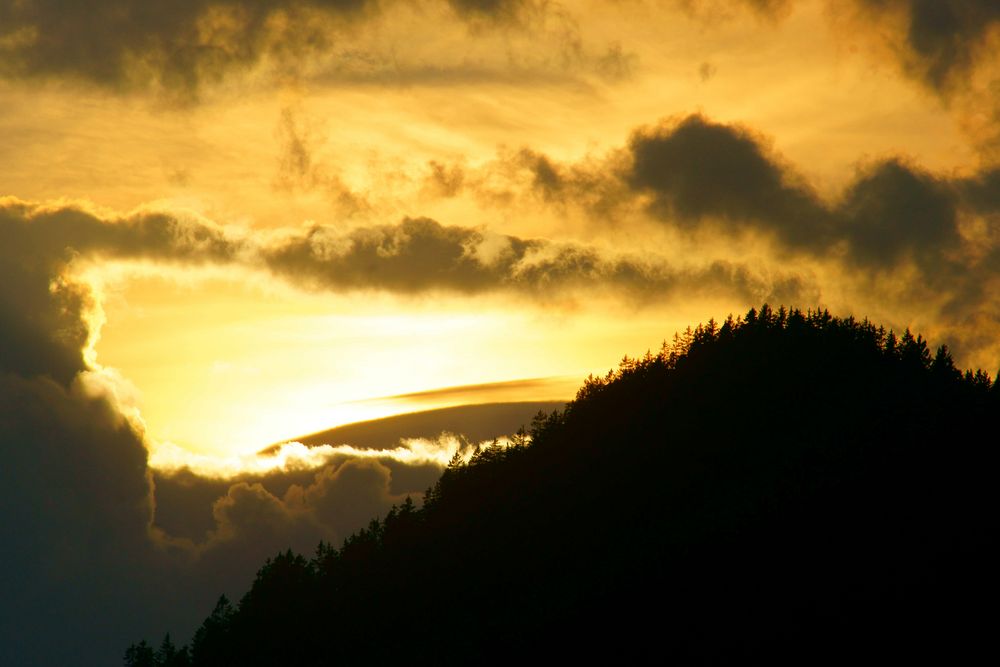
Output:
127 306 998 665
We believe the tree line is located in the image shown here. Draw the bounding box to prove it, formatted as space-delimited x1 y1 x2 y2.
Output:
128 305 998 665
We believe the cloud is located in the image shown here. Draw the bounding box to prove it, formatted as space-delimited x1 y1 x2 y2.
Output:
379 377 571 402
674 0 793 22
447 0 528 20
261 215 812 304
958 167 1000 212
1 196 809 346
620 113 1000 363
0 200 240 384
622 115 984 275
411 112 1000 363
293 459 402 533
625 114 833 251
418 112 989 280
0 197 545 664
0 370 159 664
621 115 977 275
0 0 622 96
0 0 375 95
837 158 961 270
272 105 372 217
848 0 1000 95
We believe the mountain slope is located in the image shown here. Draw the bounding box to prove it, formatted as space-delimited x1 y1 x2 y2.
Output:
130 307 998 665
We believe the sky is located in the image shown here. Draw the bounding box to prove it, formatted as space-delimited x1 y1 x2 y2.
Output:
2 0 1000 664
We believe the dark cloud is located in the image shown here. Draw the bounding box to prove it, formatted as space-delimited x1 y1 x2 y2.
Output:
0 372 164 665
617 114 997 277
447 0 527 19
420 148 631 219
679 1 999 97
851 0 1000 94
382 378 567 402
0 1 374 95
0 202 239 384
0 0 603 96
262 215 812 304
613 112 1000 361
957 167 1000 212
295 459 402 532
415 112 1000 361
626 114 833 250
838 158 961 269
1 197 807 318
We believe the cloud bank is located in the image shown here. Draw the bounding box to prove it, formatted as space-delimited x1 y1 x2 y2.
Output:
0 0 616 97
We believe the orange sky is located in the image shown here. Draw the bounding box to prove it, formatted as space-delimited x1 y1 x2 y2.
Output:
5 3 1000 663
3 0 999 465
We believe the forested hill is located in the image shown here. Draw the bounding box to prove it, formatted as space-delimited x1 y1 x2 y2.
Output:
128 306 998 665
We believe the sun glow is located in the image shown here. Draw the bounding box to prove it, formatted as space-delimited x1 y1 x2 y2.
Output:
148 434 474 479
87 262 696 464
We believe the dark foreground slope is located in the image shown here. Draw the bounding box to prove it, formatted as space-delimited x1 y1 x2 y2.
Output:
129 307 997 665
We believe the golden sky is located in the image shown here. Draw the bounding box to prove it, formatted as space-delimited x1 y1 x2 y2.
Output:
4 1 1000 662
3 0 1000 463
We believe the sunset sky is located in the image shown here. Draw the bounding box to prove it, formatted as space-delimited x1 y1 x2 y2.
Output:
3 1 1000 663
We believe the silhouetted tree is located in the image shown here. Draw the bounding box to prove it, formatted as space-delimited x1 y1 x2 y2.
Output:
190 595 234 666
124 640 155 667
131 306 998 665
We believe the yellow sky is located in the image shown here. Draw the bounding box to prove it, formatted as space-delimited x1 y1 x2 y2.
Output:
4 0 997 462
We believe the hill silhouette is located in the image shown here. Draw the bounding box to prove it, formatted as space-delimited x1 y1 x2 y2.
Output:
127 306 997 665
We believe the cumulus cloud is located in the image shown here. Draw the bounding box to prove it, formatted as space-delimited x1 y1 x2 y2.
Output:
619 115 986 277
0 199 240 383
0 369 158 663
626 115 833 250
